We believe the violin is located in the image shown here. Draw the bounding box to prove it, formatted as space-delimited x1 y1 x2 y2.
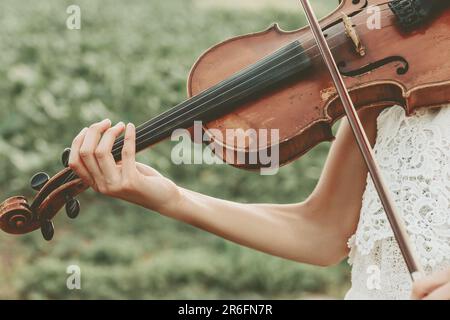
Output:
1 0 449 245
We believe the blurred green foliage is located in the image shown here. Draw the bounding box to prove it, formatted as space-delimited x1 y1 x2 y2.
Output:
0 0 349 299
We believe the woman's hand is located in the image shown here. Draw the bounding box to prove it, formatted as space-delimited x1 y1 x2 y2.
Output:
411 269 450 300
68 119 180 212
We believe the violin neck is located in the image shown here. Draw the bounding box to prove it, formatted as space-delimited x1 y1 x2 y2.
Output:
111 40 312 161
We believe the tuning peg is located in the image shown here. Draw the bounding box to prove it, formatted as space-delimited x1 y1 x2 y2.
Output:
30 172 50 191
61 148 71 167
40 219 54 241
65 196 80 219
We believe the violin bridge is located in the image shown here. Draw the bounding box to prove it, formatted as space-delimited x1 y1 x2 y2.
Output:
342 12 366 57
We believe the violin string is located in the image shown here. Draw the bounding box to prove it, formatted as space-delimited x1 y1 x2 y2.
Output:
113 28 398 159
63 7 398 185
64 9 397 185
115 14 397 154
63 11 398 186
113 5 396 148
110 9 398 148
111 11 397 153
111 15 397 153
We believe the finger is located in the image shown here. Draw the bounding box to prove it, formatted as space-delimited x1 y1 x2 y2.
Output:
68 127 94 186
95 122 125 179
412 269 450 299
79 119 112 182
122 123 137 178
423 282 450 300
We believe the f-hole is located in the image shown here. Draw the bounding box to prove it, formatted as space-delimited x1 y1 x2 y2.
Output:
338 56 410 77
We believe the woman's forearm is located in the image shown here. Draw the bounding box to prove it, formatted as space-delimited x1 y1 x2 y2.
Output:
67 121 342 266
156 186 347 266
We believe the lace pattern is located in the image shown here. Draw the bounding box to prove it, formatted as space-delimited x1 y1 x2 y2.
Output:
345 105 450 300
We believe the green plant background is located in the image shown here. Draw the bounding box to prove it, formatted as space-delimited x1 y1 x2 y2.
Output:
0 0 351 299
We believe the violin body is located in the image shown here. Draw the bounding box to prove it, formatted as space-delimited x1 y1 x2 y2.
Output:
1 0 450 239
190 0 450 168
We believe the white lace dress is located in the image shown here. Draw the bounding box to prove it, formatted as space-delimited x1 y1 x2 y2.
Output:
345 105 450 300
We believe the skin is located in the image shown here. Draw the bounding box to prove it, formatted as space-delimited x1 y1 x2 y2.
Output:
68 108 450 300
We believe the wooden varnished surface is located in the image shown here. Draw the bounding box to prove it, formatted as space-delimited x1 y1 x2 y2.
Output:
188 0 450 167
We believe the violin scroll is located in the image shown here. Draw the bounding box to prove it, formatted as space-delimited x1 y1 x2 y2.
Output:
0 148 88 241
0 196 34 234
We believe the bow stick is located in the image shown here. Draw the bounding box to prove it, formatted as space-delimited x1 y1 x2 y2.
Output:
298 0 424 281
